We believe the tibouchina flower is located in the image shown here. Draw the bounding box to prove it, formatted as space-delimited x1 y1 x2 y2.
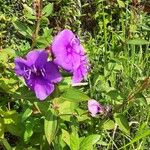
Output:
88 100 102 117
52 29 89 83
14 50 62 100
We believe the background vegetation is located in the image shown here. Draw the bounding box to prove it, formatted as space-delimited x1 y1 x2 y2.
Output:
0 0 150 149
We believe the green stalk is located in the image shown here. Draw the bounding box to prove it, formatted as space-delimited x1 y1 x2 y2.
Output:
102 4 107 66
30 0 42 50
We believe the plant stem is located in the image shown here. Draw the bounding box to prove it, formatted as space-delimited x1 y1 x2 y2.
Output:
30 0 42 50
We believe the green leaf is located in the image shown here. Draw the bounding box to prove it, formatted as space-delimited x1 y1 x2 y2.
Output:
61 129 70 147
37 27 52 48
13 20 32 38
62 87 89 102
42 3 53 17
103 119 115 130
70 133 80 150
44 110 58 145
0 138 12 150
23 4 34 15
127 39 149 45
24 121 34 143
114 113 130 135
4 110 19 125
79 135 100 150
53 98 78 121
22 108 33 122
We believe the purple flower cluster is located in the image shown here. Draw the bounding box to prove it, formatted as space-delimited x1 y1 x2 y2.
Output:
52 29 88 83
14 29 89 100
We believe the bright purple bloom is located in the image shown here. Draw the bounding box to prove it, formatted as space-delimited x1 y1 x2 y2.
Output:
14 50 62 100
52 29 89 83
88 100 102 117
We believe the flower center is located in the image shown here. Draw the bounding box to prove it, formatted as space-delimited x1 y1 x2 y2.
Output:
24 65 46 79
66 37 80 54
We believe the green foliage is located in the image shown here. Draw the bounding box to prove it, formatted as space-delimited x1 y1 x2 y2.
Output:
0 0 150 149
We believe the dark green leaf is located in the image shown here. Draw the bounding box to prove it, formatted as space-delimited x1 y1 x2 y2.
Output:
114 113 130 135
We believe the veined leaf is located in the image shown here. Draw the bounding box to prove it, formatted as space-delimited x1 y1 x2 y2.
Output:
13 21 32 38
44 110 58 145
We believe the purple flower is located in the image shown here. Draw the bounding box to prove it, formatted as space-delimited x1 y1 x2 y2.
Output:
52 29 89 83
88 100 103 117
14 50 62 100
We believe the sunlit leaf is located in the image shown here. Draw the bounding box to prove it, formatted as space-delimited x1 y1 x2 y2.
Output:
79 134 100 150
44 110 58 145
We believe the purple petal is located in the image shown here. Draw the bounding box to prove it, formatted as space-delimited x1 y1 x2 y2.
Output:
54 52 81 71
52 29 75 55
72 67 83 83
88 100 101 117
26 50 48 68
34 79 54 100
72 60 88 83
44 61 62 83
14 58 29 76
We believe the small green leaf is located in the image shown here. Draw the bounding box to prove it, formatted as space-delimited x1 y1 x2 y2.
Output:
114 113 130 135
44 110 58 145
24 121 34 143
103 119 115 130
13 21 32 38
23 4 34 15
62 87 89 102
79 134 100 150
61 129 70 147
42 3 53 17
22 108 33 122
